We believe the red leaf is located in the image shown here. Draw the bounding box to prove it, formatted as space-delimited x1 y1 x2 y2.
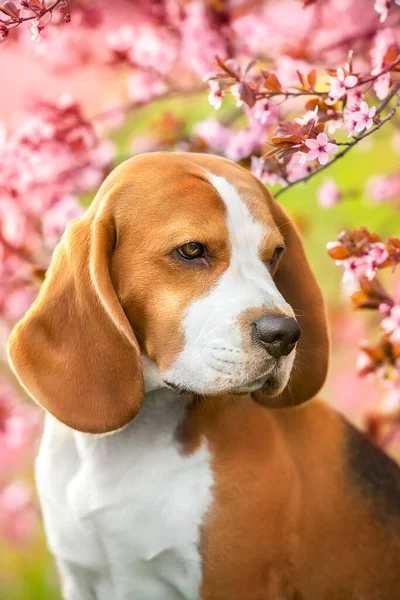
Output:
264 73 282 93
307 69 317 89
27 0 42 10
244 59 258 76
239 81 256 107
224 58 242 79
296 70 309 90
326 243 350 260
273 121 304 138
0 1 20 18
271 134 303 146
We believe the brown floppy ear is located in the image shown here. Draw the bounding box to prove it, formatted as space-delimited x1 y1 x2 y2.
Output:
255 187 330 406
7 201 143 434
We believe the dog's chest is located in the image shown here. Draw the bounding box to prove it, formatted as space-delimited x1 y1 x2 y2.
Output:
36 393 214 600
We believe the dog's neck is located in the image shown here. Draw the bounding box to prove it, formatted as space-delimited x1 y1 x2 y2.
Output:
141 354 193 400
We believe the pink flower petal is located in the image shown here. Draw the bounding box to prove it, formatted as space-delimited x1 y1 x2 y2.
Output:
307 149 320 161
305 138 319 150
344 75 358 88
316 132 328 145
318 151 329 165
326 142 338 154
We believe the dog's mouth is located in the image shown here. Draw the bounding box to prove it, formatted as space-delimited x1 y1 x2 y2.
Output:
164 380 188 395
164 372 282 397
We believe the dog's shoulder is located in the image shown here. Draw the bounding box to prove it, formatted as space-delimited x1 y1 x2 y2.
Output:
341 417 400 525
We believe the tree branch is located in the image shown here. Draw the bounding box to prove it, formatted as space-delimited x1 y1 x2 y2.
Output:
275 81 400 198
0 0 69 30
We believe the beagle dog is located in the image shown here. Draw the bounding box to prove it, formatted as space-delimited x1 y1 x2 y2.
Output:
8 153 400 600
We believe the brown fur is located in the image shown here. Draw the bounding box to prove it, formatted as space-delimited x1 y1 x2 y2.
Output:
8 152 400 598
180 397 400 600
8 152 329 431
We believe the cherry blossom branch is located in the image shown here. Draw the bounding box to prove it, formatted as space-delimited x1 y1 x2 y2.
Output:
255 57 400 100
275 81 400 198
0 0 70 39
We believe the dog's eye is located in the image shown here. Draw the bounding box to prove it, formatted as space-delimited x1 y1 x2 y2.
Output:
269 246 285 271
177 242 205 260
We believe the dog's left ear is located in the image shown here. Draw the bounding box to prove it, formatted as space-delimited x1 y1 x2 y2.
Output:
254 186 330 407
7 193 144 434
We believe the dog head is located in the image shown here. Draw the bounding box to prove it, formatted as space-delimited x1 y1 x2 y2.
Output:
8 153 329 433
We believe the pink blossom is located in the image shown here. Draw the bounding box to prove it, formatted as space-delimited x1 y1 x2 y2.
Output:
193 119 231 151
380 388 400 416
246 102 278 132
328 67 358 101
374 0 392 23
368 243 390 269
0 482 38 545
31 26 93 71
127 70 167 104
317 179 341 208
194 119 260 162
367 173 400 202
252 100 273 125
340 242 389 286
274 56 312 89
370 29 397 98
0 378 42 478
42 195 84 249
230 84 244 108
232 0 314 61
129 24 177 76
250 156 285 186
352 102 376 133
305 133 338 165
343 111 358 135
225 129 260 162
28 19 43 42
0 97 113 322
381 304 400 344
207 81 225 110
374 73 392 100
181 2 226 77
106 25 135 60
286 154 313 182
295 107 319 127
356 348 376 376
0 23 8 40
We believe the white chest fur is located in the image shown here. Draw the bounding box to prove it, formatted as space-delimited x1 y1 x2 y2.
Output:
36 391 214 600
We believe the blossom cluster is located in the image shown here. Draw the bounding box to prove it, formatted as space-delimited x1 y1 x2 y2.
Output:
0 95 114 547
328 228 400 444
205 45 400 188
0 95 114 324
0 378 42 544
0 0 71 41
1 0 400 550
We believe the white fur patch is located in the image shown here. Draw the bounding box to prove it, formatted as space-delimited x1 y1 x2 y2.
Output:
36 392 213 600
164 173 294 395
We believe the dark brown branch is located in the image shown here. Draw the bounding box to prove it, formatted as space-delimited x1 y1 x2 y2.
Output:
275 81 400 198
0 0 69 31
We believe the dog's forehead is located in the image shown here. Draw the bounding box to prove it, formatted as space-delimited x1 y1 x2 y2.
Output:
104 152 276 229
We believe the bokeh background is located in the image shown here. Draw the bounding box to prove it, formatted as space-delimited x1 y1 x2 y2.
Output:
1 1 400 598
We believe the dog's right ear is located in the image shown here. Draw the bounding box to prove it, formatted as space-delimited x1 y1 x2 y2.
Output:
8 199 144 434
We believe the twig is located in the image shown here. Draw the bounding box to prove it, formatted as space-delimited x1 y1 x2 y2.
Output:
256 58 400 101
0 0 68 30
275 81 400 198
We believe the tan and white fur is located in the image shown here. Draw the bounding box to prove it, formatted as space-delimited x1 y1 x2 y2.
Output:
8 153 400 600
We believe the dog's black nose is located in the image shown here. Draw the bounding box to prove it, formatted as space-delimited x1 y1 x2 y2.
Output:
253 316 301 359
